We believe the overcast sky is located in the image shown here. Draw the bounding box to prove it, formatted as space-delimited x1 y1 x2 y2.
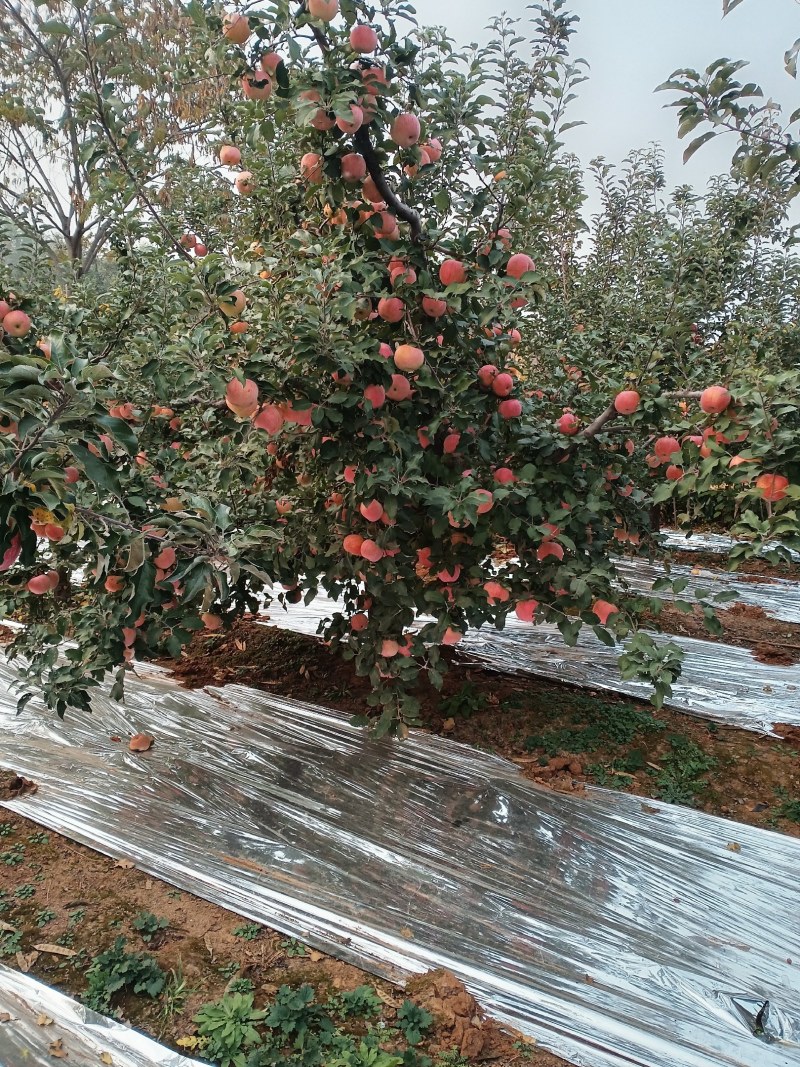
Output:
413 0 799 211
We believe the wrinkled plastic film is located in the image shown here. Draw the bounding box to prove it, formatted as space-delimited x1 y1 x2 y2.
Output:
0 962 201 1067
271 594 800 734
614 557 800 624
2 661 800 1067
661 530 800 561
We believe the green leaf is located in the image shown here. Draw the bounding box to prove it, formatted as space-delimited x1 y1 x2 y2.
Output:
683 131 717 162
68 443 122 497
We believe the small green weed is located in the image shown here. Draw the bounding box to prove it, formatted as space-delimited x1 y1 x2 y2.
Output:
218 961 240 979
27 831 49 845
0 929 23 958
524 700 664 756
193 992 266 1067
0 823 12 837
436 1052 469 1067
234 923 262 941
56 931 75 948
228 977 255 995
83 936 165 1014
397 1001 434 1046
280 937 307 958
1 844 25 867
439 684 486 720
35 908 56 928
132 910 169 944
159 967 191 1035
14 883 35 899
68 908 86 927
774 789 800 824
653 735 717 807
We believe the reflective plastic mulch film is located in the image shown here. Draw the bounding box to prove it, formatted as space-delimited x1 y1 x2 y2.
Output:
0 962 201 1067
661 530 800 561
271 594 800 734
1 660 799 1067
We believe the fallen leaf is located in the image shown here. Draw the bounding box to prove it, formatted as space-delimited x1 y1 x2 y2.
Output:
0 920 15 933
400 927 414 939
34 944 77 958
128 733 153 752
16 950 39 972
307 949 324 962
726 842 742 854
37 1014 54 1026
442 718 455 732
99 1053 114 1065
113 859 135 870
48 1037 67 1058
234 639 247 651
640 803 660 815
0 1012 12 1023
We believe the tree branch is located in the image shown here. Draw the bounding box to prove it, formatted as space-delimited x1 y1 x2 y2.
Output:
353 127 424 243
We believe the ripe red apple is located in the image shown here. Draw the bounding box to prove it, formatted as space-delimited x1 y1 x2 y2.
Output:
377 296 404 322
700 385 732 415
437 565 461 583
506 253 535 279
308 0 339 20
422 296 447 318
153 546 177 570
484 580 510 604
498 398 522 418
225 378 260 418
477 364 498 388
360 538 384 562
219 145 241 166
222 12 250 43
219 289 246 316
756 473 789 502
336 104 364 134
351 612 369 631
386 374 412 401
360 500 383 522
494 467 515 484
363 384 386 408
390 112 421 147
515 599 538 622
556 412 580 435
443 432 460 453
350 23 378 52
654 435 680 460
241 72 272 100
234 171 256 195
614 390 640 415
424 138 443 162
340 152 367 182
439 259 466 286
474 489 493 514
537 541 564 562
491 372 514 397
300 152 323 183
592 600 619 626
665 464 684 481
253 404 284 434
394 344 424 371
27 574 54 596
3 310 32 337
343 533 365 555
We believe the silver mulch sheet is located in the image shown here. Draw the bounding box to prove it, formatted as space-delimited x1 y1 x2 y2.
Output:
0 961 200 1067
1 660 799 1067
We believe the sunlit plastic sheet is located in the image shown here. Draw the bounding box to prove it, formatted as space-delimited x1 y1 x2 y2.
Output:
271 595 800 734
661 529 800 561
1 661 799 1067
614 557 800 624
0 961 201 1067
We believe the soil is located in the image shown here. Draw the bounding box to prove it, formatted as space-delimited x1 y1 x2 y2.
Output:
665 549 800 581
0 809 561 1066
642 602 800 665
164 619 800 837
